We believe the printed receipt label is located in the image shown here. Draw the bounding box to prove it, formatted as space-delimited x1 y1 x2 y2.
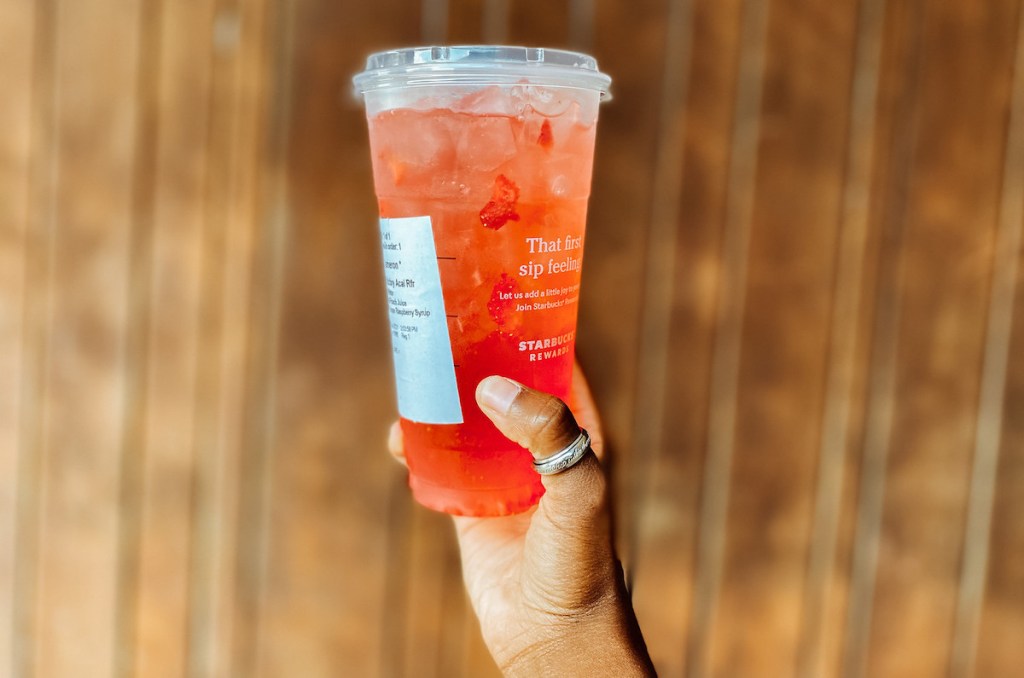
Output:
379 216 463 424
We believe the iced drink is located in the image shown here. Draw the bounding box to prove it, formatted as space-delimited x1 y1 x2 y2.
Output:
353 47 610 516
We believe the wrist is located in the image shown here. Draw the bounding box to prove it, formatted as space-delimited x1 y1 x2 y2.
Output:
501 580 655 677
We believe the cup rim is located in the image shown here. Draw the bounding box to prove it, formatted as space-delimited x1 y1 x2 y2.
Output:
352 45 612 100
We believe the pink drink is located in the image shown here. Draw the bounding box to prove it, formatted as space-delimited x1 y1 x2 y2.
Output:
355 47 610 515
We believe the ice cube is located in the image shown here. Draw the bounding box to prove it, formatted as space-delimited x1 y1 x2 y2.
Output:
379 109 454 168
454 86 525 117
456 116 516 172
575 94 600 128
533 100 580 153
550 174 569 196
526 86 573 118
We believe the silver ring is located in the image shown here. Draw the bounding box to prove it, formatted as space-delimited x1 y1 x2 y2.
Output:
532 429 591 475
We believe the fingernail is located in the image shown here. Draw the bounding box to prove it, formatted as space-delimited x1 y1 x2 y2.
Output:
477 376 521 415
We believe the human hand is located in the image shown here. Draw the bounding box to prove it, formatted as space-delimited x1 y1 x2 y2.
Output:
388 364 654 676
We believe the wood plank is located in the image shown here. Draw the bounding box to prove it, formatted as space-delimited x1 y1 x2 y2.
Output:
482 0 509 43
31 0 141 675
436 541 497 678
112 0 161 674
184 0 235 670
446 0 484 44
377 476 413 678
951 2 1024 674
684 0 770 674
795 0 887 675
211 0 275 675
586 0 671 570
0 0 36 672
401 508 450 678
628 0 740 674
257 1 420 675
130 2 217 677
704 0 859 675
421 0 449 43
185 0 274 675
231 0 295 675
841 0 925 674
10 1 57 674
568 0 595 50
508 0 570 46
971 7 1024 675
974 262 1024 675
862 0 1020 675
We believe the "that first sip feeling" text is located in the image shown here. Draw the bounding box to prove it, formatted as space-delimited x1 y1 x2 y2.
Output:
518 235 583 280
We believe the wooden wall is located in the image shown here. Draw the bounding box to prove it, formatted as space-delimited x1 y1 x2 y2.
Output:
2 0 1023 676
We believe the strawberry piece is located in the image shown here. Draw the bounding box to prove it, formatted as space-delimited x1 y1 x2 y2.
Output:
537 119 554 149
479 174 520 230
487 273 518 326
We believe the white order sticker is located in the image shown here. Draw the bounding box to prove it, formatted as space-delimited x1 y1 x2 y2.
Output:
379 216 463 424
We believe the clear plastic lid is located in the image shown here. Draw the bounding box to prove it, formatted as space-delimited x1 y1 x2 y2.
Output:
353 46 612 100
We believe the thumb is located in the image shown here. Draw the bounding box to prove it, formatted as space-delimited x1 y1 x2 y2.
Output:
475 376 608 526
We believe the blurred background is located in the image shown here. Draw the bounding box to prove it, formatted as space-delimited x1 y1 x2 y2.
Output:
2 0 1023 676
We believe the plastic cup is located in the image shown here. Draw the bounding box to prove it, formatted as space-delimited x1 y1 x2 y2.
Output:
353 46 611 516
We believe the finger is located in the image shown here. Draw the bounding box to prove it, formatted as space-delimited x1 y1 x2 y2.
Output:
476 376 607 524
387 421 407 467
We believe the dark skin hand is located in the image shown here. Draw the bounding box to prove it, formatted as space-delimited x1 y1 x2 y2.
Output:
389 364 655 676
